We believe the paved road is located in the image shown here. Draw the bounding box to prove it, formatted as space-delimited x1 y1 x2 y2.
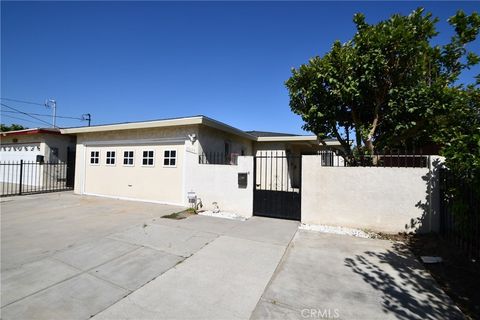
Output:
1 192 463 319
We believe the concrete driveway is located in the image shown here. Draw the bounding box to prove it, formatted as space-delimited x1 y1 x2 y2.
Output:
1 192 462 319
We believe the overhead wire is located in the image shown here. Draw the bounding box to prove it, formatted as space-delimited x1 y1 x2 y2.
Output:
0 114 50 127
0 103 52 126
1 109 84 120
0 97 45 107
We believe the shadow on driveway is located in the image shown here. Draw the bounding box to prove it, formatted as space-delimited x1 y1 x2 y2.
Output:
253 231 463 320
344 242 463 319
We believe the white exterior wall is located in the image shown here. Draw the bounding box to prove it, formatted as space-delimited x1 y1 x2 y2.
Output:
0 133 74 187
1 134 44 163
301 155 441 233
184 156 254 218
42 134 76 163
198 126 253 156
0 133 74 163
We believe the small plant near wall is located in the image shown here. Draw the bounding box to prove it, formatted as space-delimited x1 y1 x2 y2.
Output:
162 209 197 220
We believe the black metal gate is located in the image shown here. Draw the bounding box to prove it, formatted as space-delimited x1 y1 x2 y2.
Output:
0 148 76 197
66 147 76 188
253 153 301 220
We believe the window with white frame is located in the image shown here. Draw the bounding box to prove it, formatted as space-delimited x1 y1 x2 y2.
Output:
106 151 116 165
163 150 176 167
123 151 134 166
90 151 99 164
142 150 154 166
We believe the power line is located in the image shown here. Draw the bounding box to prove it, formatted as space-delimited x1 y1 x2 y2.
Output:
1 114 50 127
0 103 52 126
0 97 45 107
1 109 84 120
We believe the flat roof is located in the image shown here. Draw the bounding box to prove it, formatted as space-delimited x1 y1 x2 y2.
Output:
60 115 339 145
61 116 257 140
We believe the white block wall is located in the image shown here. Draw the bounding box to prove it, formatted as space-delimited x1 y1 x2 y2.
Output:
184 155 253 218
301 155 441 233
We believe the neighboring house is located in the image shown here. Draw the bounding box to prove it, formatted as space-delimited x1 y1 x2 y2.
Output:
0 128 76 163
0 128 76 191
61 115 340 206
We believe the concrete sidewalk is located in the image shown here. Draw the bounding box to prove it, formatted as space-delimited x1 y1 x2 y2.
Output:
252 231 464 320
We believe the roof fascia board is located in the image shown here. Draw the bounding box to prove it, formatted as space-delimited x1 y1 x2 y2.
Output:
1 128 60 136
256 136 341 146
61 116 257 140
61 117 203 134
256 136 318 142
323 140 342 146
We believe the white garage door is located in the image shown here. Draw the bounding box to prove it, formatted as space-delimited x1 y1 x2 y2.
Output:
0 144 41 162
0 143 43 186
83 144 184 205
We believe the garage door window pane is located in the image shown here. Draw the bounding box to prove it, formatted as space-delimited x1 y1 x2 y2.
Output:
142 150 154 166
106 151 116 165
163 150 176 167
90 151 99 164
123 151 134 166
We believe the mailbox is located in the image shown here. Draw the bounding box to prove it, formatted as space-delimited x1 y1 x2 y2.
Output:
238 173 248 188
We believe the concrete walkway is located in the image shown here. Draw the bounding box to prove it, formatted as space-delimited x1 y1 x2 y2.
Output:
1 193 463 319
252 231 463 320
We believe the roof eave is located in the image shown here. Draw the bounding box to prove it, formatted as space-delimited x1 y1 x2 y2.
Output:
256 136 318 142
1 128 61 136
60 116 204 134
60 116 258 140
256 136 341 145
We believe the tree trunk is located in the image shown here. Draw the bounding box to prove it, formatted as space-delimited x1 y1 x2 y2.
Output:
363 112 379 164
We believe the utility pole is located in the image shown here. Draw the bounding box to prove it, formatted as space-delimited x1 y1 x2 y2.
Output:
82 113 91 126
45 99 57 128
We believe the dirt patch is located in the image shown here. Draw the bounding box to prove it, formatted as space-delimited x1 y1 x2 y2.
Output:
162 208 197 220
371 232 410 242
376 232 479 319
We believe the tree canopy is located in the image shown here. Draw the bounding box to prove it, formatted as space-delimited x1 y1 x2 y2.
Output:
286 8 480 164
0 123 27 132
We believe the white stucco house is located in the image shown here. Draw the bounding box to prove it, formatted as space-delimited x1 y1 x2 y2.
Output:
0 128 76 163
0 128 77 192
61 115 340 214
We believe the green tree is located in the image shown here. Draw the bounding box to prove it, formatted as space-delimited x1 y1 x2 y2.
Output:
286 8 480 163
436 86 480 179
0 123 27 132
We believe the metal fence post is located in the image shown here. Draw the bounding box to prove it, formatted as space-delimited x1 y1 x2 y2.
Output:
19 160 23 195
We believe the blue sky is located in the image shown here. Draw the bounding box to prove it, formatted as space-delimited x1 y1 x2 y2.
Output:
1 1 478 133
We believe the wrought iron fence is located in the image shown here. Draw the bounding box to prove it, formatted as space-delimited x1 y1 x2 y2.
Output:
0 160 74 197
198 152 238 165
439 169 480 259
318 150 431 168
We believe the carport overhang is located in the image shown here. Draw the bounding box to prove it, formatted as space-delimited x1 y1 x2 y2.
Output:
256 135 341 148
